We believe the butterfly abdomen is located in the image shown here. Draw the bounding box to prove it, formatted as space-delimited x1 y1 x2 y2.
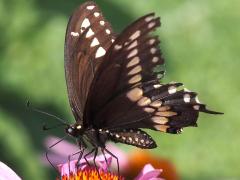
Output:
107 129 157 149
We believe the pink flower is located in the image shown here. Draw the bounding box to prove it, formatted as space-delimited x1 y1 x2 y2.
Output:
43 136 128 169
134 164 163 180
58 157 162 180
58 154 124 180
57 153 112 177
0 162 21 180
44 136 164 180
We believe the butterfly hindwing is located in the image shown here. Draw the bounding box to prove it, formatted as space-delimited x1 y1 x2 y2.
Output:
64 1 115 124
95 81 221 135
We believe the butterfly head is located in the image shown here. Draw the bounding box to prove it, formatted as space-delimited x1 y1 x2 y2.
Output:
65 123 84 137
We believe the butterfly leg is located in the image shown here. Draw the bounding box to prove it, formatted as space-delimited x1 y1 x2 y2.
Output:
76 148 85 169
45 136 68 178
100 148 110 172
45 150 58 174
83 148 95 167
93 148 103 180
67 154 72 176
104 148 120 178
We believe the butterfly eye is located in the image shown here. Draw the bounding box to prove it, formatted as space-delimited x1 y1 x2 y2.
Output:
67 128 73 133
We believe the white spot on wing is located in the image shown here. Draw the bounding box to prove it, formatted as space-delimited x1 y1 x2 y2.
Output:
168 86 177 94
100 21 105 26
193 105 200 110
127 57 140 68
137 97 151 106
128 65 142 75
150 100 162 107
128 74 142 84
90 37 100 47
71 32 79 37
86 28 95 38
126 88 143 101
105 29 111 34
183 94 191 103
94 12 100 17
129 30 141 40
144 107 155 113
152 116 168 124
95 47 106 58
145 15 155 22
114 44 122 50
86 5 95 10
81 18 91 32
149 39 156 45
195 96 200 103
148 22 155 29
152 57 159 63
127 40 138 50
150 48 157 54
127 49 138 58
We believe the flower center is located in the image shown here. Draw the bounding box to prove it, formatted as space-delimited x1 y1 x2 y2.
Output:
59 168 124 180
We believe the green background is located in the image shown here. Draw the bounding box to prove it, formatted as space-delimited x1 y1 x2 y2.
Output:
0 0 239 179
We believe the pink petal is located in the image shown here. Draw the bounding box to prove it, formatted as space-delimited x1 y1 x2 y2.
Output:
57 153 113 176
134 164 163 180
106 143 129 169
58 160 78 176
42 136 81 165
0 162 21 180
44 136 79 157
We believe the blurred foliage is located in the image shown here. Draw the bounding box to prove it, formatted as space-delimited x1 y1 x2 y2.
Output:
0 0 239 179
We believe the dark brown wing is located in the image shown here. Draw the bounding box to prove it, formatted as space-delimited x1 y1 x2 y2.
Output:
96 82 222 133
84 13 222 132
85 13 164 119
64 1 116 124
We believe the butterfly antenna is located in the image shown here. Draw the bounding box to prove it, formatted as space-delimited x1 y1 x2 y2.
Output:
26 100 68 125
42 123 66 131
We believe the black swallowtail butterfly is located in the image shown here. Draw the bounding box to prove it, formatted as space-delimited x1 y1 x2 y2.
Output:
63 0 222 173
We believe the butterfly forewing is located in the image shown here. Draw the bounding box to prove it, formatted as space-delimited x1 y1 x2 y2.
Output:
85 13 164 120
64 1 115 124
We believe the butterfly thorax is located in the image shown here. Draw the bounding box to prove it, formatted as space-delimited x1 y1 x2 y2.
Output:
65 123 85 138
65 123 109 148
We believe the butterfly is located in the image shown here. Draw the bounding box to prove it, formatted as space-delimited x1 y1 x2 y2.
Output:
63 0 222 172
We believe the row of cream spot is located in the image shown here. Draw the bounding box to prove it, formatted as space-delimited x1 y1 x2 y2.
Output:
70 5 113 59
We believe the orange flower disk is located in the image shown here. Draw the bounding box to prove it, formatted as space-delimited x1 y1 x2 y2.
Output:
60 168 124 180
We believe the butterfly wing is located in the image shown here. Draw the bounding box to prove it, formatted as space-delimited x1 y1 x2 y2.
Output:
85 13 164 118
64 1 116 124
85 13 222 133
